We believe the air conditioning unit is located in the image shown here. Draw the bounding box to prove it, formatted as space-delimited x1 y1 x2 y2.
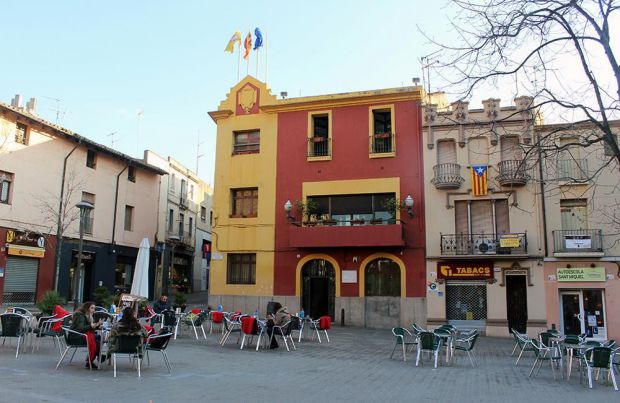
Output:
474 240 497 255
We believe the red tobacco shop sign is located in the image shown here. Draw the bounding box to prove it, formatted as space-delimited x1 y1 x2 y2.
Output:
437 261 494 280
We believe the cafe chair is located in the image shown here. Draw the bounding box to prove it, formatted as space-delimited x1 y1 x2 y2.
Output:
160 309 178 337
0 313 28 358
145 332 173 374
528 339 563 380
180 310 208 340
113 334 145 378
240 316 263 350
220 316 242 346
210 311 225 334
453 330 479 368
56 327 93 371
270 320 297 352
32 315 69 355
390 327 417 362
511 329 535 365
94 306 108 313
415 331 443 368
580 346 618 391
310 316 332 343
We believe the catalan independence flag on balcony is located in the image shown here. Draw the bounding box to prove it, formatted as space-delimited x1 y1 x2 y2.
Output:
471 165 488 196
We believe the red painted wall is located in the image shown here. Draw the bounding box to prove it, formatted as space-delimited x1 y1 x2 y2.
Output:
0 227 58 304
273 100 426 298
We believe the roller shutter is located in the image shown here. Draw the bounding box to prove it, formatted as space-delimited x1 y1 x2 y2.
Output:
3 256 39 304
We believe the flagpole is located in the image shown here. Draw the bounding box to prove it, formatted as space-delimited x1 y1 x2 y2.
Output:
256 48 260 78
246 52 250 76
264 33 268 83
237 44 241 82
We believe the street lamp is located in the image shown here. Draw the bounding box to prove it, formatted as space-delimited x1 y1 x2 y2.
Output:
73 201 94 310
404 195 414 217
284 199 293 221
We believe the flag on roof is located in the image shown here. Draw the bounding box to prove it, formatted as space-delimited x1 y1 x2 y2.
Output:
243 31 252 60
224 31 241 53
253 27 263 50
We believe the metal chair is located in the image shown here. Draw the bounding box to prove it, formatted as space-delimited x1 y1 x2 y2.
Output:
453 330 479 367
580 346 618 390
416 331 442 368
112 334 145 378
270 320 297 351
220 316 242 346
310 316 331 343
160 309 178 338
209 311 225 334
0 313 28 358
390 327 417 361
528 339 563 380
145 332 173 374
180 310 208 340
55 327 94 371
511 329 535 365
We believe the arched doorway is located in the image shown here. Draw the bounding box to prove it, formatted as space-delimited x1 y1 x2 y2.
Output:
301 259 335 320
364 257 401 328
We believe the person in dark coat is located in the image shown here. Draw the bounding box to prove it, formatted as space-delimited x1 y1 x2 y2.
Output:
70 301 102 369
107 307 148 356
266 302 291 349
153 295 171 314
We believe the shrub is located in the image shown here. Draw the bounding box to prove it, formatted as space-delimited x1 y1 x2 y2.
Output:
173 292 187 307
36 291 66 315
92 286 111 306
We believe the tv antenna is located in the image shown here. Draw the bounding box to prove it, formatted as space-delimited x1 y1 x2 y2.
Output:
42 95 67 123
420 50 442 104
196 129 205 175
107 131 118 148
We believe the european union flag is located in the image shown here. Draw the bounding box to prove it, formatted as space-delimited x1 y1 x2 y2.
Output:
253 27 263 50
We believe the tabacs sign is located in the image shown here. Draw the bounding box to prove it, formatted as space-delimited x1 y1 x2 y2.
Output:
437 262 494 280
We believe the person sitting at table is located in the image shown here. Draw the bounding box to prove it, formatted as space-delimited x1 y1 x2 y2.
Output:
153 294 171 314
266 302 291 349
107 306 148 360
70 301 103 369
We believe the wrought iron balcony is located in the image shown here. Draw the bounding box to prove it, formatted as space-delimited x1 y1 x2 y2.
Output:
307 137 331 157
369 132 395 154
556 159 589 182
497 160 529 186
440 233 528 256
431 163 464 189
552 229 603 255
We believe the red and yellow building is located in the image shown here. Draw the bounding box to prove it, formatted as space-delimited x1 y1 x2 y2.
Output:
209 77 426 327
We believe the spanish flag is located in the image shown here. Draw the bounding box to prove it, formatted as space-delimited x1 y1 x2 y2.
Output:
471 165 488 196
224 31 241 53
243 31 252 60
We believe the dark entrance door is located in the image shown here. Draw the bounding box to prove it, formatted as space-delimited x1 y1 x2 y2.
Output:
505 275 527 333
301 260 335 320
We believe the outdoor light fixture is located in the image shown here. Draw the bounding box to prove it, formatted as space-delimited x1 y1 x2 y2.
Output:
404 194 414 217
284 199 293 221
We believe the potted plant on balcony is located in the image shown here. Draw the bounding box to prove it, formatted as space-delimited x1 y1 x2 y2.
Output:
351 217 365 226
296 199 319 226
374 132 391 139
321 213 338 226
311 136 326 142
382 198 404 224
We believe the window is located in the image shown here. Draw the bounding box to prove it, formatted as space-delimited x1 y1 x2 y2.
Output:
557 137 587 181
190 184 194 199
170 174 176 192
0 171 13 204
560 199 587 230
227 253 256 284
15 123 28 145
201 206 207 221
231 188 258 217
371 108 394 154
309 114 330 157
115 258 133 290
233 130 260 154
168 209 174 232
180 179 187 202
128 166 136 182
86 150 97 169
179 213 184 236
373 109 392 135
124 205 134 231
210 211 213 226
437 139 457 165
468 137 489 166
365 258 400 297
189 217 193 237
81 192 95 234
500 136 522 161
455 199 509 235
306 193 395 224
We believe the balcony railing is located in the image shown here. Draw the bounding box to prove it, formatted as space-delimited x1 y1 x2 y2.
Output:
497 160 529 186
369 132 395 154
440 233 528 256
289 219 405 247
557 159 589 182
552 229 603 254
431 163 464 189
83 217 94 235
307 137 331 157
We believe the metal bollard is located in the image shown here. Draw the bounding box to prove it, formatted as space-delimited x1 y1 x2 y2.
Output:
341 308 345 327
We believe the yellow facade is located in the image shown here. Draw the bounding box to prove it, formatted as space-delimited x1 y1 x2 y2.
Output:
209 76 278 297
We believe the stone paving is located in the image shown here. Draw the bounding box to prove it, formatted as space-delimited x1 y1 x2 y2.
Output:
0 326 617 402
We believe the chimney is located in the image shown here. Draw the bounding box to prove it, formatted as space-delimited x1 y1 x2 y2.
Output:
11 94 23 109
26 98 37 115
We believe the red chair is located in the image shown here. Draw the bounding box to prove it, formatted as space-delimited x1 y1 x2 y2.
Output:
210 311 224 334
240 316 259 350
311 316 331 343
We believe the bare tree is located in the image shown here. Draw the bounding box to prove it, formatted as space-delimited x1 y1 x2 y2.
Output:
426 0 620 168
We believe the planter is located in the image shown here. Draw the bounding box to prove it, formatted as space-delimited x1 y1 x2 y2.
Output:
374 132 391 139
323 220 337 226
351 219 365 226
370 219 383 225
311 136 326 142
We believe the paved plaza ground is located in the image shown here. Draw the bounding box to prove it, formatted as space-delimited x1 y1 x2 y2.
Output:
0 325 617 403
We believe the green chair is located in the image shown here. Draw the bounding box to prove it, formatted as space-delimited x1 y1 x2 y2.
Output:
390 327 417 362
454 331 479 367
529 339 563 380
580 346 618 391
112 334 145 378
416 331 442 368
511 329 535 365
0 313 28 358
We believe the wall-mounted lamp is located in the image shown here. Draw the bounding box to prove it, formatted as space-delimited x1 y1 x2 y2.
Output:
404 194 414 217
284 199 293 221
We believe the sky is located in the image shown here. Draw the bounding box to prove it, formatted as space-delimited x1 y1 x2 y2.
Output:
3 1 616 185
1 0 457 185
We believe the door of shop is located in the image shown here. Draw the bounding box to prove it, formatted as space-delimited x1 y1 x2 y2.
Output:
301 260 335 320
560 290 607 340
505 275 527 333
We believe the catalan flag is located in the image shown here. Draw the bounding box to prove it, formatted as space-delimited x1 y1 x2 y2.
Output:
243 31 252 60
224 31 241 53
471 165 488 196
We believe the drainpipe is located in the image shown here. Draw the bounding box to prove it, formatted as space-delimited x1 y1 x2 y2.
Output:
111 166 128 246
538 135 549 257
54 143 80 291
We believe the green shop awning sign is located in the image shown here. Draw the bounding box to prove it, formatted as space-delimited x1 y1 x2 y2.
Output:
556 267 606 282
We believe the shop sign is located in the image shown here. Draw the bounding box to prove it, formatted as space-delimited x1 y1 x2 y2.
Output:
557 267 606 282
342 270 357 284
6 229 45 249
499 234 520 248
564 235 592 249
437 262 494 280
8 245 45 258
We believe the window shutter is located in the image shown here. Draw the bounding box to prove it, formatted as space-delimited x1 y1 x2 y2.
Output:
437 140 457 164
500 136 521 160
468 137 489 166
455 201 469 234
471 200 494 234
494 199 510 234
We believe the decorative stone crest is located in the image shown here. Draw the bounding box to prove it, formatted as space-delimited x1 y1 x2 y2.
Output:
482 98 500 120
451 100 469 122
238 84 257 114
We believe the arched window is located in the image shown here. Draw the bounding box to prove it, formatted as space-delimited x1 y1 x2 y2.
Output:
365 258 400 297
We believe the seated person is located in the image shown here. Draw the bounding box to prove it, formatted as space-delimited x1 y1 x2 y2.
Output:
266 302 291 349
107 307 148 358
70 301 103 369
153 295 171 314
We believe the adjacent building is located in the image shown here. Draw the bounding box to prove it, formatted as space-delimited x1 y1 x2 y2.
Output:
208 77 427 327
0 96 166 304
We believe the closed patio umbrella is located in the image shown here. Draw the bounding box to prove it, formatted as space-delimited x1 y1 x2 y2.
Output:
130 238 150 298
